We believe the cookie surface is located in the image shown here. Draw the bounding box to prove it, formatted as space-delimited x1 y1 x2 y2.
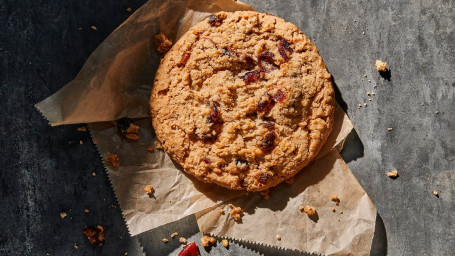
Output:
150 11 335 191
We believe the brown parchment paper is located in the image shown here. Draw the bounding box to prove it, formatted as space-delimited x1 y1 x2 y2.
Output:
35 0 377 254
196 149 377 256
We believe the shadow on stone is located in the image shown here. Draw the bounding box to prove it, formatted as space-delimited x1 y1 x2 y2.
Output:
370 213 388 256
379 70 391 81
331 76 348 113
339 129 364 163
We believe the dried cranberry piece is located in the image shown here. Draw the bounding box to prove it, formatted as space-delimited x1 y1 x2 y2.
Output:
208 14 224 27
178 51 191 67
207 104 221 123
257 92 275 113
278 38 292 61
257 51 278 72
259 173 270 183
178 242 200 256
262 122 275 130
241 70 263 85
274 89 286 102
259 131 276 150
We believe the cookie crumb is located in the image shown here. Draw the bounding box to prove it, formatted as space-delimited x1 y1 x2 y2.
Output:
303 205 317 217
222 239 229 248
229 206 243 222
364 103 367 107
331 207 336 212
219 209 225 214
372 92 376 95
387 170 398 179
373 84 377 87
125 134 139 140
375 60 387 72
276 235 281 241
92 172 96 176
126 7 132 12
358 104 362 108
105 153 120 167
170 232 179 238
84 209 90 213
74 243 78 249
77 126 87 132
154 140 163 149
179 237 187 244
367 92 371 96
144 185 154 196
146 145 154 151
330 195 340 205
228 203 233 208
434 111 439 114
90 26 97 31
83 225 105 246
79 140 83 145
200 235 216 247
340 210 343 214
387 127 393 131
60 212 67 219
162 238 168 243
433 190 439 197
299 205 304 212
125 252 128 255
154 33 173 54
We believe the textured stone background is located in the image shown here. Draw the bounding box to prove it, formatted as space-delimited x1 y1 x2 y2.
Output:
1 0 454 255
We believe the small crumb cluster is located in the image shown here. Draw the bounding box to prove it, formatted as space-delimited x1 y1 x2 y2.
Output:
60 212 67 219
222 239 229 248
200 234 216 247
228 204 243 222
375 60 388 72
387 170 398 179
117 118 140 141
83 225 105 246
179 237 187 244
330 195 340 205
275 235 281 241
154 140 163 150
105 152 120 167
144 185 155 196
302 205 317 217
154 33 173 54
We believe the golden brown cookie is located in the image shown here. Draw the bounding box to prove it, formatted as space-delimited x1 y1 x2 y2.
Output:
150 11 335 191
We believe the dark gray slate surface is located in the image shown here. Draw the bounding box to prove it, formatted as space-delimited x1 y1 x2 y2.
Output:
1 0 454 255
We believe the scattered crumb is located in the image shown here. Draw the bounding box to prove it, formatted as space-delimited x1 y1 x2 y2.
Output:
435 111 439 114
60 212 67 219
219 209 225 214
260 189 270 200
74 243 78 249
340 210 344 214
373 84 377 87
125 133 139 140
372 92 376 95
368 98 372 101
330 195 340 205
367 92 371 96
362 31 365 35
299 205 304 212
83 225 105 246
364 103 367 107
146 145 154 151
125 252 128 255
155 33 173 54
229 206 243 221
144 185 155 196
228 203 233 208
276 235 281 241
387 170 398 179
90 26 97 31
77 126 87 132
375 60 388 72
84 209 90 213
303 205 317 217
126 7 132 12
78 27 82 30
364 74 367 78
179 237 187 244
433 190 439 197
92 172 96 176
162 238 168 243
358 104 362 108
337 218 341 222
79 140 83 145
105 153 120 167
154 140 163 149
170 232 179 238
200 235 216 247
387 128 393 131
331 207 336 212
222 239 229 248
285 176 295 184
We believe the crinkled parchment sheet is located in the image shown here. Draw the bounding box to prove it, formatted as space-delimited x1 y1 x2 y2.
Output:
35 0 377 254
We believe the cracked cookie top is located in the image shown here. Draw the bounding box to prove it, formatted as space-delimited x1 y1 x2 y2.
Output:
150 11 335 191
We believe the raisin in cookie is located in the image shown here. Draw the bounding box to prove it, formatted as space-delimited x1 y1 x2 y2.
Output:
150 11 335 191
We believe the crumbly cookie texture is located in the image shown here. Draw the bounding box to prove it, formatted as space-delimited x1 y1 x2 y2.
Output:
150 11 335 191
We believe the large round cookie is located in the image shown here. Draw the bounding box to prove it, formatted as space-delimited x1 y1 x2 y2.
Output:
150 11 335 191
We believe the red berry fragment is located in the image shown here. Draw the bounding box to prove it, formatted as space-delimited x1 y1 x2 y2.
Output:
178 51 191 67
274 89 286 102
207 104 221 123
178 242 200 256
257 92 275 113
278 38 292 61
208 14 225 27
257 51 278 72
262 122 275 130
259 131 276 151
241 70 263 85
259 172 271 183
